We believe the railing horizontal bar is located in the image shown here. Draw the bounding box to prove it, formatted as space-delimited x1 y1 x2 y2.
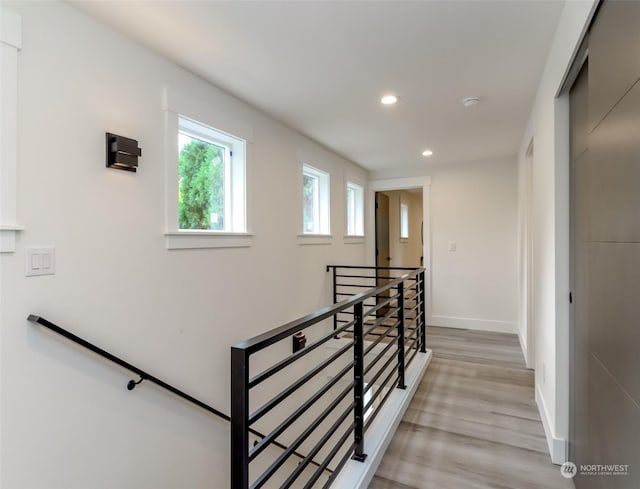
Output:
251 397 355 489
363 364 398 419
364 328 397 344
337 305 380 316
327 265 420 271
405 303 420 315
335 283 379 288
336 274 414 282
303 424 356 489
322 441 357 489
249 363 355 462
362 332 398 339
249 319 356 388
364 343 398 391
281 415 355 489
26 315 231 422
363 297 399 318
335 274 378 280
405 328 420 344
364 371 398 432
234 269 422 353
404 335 420 353
363 323 398 356
364 334 397 376
249 340 353 425
405 343 420 370
363 307 397 333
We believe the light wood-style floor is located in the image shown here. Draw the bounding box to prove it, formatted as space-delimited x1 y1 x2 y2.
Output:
369 326 574 489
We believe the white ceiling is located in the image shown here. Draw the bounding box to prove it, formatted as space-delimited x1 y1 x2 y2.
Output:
70 0 565 172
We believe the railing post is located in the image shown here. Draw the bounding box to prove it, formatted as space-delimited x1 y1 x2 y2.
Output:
420 271 427 353
231 346 250 489
332 266 338 330
352 302 367 462
397 282 406 389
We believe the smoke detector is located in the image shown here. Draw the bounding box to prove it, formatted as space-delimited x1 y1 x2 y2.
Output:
462 97 480 107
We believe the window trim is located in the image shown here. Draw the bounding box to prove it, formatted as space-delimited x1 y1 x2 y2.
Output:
163 87 253 249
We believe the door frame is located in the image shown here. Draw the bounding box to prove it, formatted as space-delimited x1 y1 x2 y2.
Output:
368 177 432 326
520 140 535 369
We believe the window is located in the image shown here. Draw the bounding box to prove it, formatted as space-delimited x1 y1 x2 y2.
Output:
400 203 409 239
178 116 246 233
302 164 330 235
346 182 364 236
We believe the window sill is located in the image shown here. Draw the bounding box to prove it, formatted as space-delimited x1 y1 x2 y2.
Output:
343 235 365 244
297 234 333 246
0 224 25 253
165 231 253 250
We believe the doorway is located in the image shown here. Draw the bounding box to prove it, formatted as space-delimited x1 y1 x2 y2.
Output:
375 190 424 270
375 189 424 316
370 177 432 326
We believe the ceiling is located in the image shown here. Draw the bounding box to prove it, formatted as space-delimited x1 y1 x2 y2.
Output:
70 0 565 172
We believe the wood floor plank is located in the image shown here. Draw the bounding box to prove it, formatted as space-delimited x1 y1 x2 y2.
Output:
369 326 574 489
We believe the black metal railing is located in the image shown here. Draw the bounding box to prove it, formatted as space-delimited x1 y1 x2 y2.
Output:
230 266 427 489
26 314 330 476
327 265 425 341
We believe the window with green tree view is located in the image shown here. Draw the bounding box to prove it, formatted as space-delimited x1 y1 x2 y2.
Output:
178 116 246 232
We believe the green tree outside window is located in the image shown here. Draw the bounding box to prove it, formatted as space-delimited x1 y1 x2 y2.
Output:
178 136 225 230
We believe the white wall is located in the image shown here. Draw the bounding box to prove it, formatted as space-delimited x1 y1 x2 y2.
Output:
372 158 518 334
516 0 598 464
0 2 369 488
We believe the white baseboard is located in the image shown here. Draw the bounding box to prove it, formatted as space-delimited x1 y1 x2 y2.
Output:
331 349 433 489
429 314 518 334
535 383 567 465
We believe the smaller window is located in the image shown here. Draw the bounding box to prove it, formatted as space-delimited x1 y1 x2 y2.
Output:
346 182 364 236
400 203 409 239
302 164 330 235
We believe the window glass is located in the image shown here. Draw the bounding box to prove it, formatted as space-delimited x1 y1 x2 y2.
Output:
400 203 409 239
178 116 246 232
302 164 330 235
346 182 364 236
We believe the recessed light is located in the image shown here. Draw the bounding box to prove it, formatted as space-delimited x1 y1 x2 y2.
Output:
462 96 480 107
422 150 433 157
381 94 399 105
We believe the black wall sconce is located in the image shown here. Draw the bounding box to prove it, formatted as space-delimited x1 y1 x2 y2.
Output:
106 133 141 172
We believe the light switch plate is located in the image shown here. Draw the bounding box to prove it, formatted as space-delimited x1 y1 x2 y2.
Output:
448 241 457 252
25 247 56 277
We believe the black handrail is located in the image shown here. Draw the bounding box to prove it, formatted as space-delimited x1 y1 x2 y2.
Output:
26 314 332 475
28 314 231 421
